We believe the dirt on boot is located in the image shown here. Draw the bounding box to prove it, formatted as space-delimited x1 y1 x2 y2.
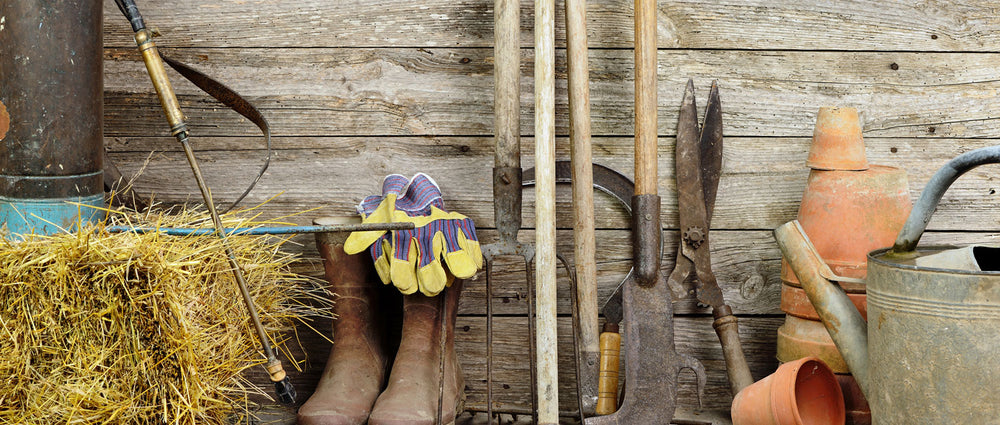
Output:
298 229 391 425
368 280 465 425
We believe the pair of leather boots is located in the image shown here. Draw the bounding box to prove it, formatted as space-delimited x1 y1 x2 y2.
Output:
298 227 465 425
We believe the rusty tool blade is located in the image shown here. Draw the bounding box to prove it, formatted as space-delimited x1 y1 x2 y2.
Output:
699 82 724 213
667 80 724 307
601 282 624 326
526 161 640 416
524 161 639 327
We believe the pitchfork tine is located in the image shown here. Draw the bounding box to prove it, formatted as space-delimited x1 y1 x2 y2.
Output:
557 252 587 424
486 259 494 422
525 255 538 422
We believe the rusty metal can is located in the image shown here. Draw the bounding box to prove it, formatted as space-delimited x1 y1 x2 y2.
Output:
866 247 1000 424
0 0 104 236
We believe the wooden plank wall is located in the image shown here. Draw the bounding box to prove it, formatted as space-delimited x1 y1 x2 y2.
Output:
101 0 1000 421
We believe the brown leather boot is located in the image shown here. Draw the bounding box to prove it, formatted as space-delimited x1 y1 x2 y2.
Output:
368 279 465 425
298 217 391 425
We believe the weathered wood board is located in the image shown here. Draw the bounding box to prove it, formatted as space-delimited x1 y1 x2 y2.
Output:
108 135 1000 232
99 0 1000 421
104 48 1000 139
101 0 1000 51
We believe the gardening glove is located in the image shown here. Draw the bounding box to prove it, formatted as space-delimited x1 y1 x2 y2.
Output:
382 207 483 296
369 235 393 286
344 173 444 255
350 174 482 296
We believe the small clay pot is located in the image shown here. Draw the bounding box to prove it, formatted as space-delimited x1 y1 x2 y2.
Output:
731 357 845 425
780 165 911 292
807 107 868 171
776 316 849 374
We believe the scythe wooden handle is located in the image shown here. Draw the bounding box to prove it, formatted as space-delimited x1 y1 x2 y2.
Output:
634 0 658 196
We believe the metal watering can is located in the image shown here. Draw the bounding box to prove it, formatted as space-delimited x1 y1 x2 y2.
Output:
776 145 1000 424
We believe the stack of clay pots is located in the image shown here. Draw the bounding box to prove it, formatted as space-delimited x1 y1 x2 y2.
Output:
776 107 912 425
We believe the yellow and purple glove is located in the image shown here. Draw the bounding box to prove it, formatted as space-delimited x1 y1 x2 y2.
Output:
344 173 482 296
344 174 442 253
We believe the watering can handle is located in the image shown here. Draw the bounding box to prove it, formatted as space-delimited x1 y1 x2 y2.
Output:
893 145 1000 253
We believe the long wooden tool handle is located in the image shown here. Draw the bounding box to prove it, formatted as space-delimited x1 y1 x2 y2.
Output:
566 0 600 396
633 0 658 196
494 0 521 168
115 0 294 404
595 325 622 415
534 0 559 422
632 0 661 286
493 0 523 242
713 308 754 395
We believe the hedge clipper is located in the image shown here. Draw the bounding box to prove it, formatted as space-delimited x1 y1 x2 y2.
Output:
110 0 298 404
667 80 753 396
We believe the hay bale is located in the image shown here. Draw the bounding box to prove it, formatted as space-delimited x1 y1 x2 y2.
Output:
0 206 331 424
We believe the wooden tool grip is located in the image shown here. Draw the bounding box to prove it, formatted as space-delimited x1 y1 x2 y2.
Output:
493 0 520 168
713 312 754 395
596 330 622 415
633 0 658 196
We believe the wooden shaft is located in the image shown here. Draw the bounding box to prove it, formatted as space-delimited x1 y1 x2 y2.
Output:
566 0 599 357
136 27 276 365
534 0 559 422
595 329 622 415
714 313 755 395
494 0 521 169
179 135 284 377
633 0 658 196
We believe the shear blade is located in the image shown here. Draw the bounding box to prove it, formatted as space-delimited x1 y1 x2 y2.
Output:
674 80 726 309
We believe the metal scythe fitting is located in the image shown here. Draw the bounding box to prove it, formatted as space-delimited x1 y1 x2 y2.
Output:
133 30 187 137
631 194 661 287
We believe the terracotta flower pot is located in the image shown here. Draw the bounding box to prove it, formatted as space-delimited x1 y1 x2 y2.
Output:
781 284 867 321
776 315 849 374
807 107 868 171
775 106 908 425
732 357 845 425
780 165 911 291
837 374 871 425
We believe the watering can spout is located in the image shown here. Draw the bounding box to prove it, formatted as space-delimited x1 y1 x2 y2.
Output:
774 220 871 397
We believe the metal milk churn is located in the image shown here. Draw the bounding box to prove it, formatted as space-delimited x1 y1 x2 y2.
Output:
0 1 105 237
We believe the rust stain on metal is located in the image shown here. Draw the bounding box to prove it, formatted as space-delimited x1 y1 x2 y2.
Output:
0 100 8 141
